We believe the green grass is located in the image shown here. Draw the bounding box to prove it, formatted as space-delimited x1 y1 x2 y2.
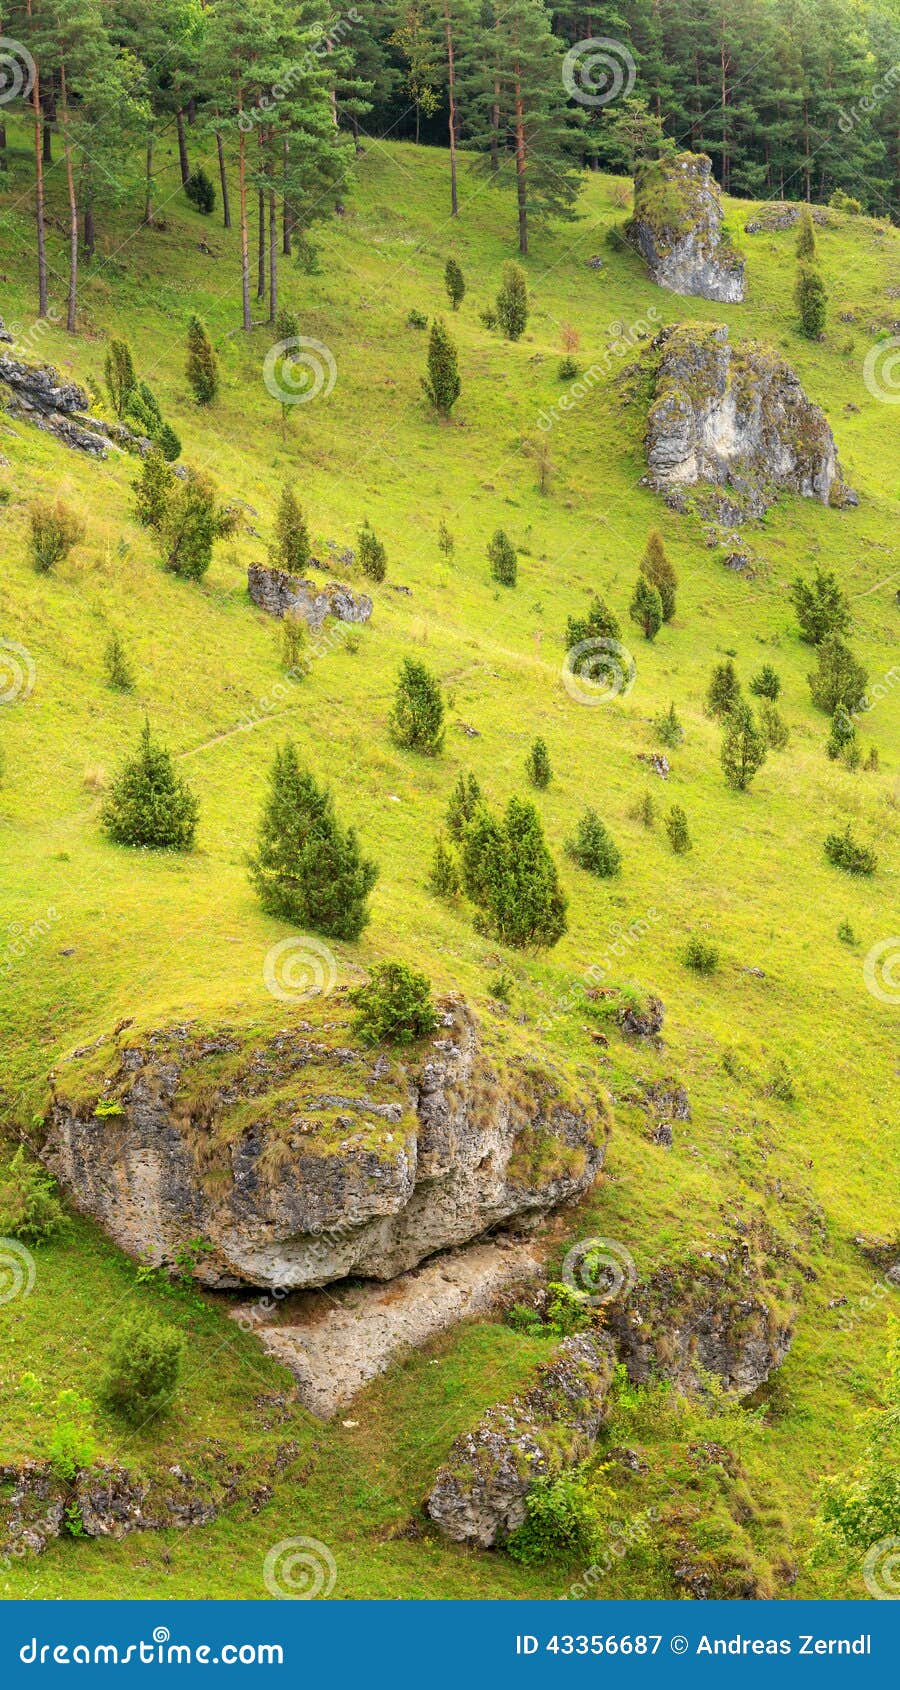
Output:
0 127 897 1600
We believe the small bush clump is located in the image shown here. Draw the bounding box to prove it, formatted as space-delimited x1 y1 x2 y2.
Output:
665 804 691 854
102 1311 184 1426
566 808 621 877
444 257 465 310
488 528 517 587
103 632 135 693
28 499 85 573
249 743 377 938
429 834 460 898
184 166 215 214
0 1147 67 1245
506 1472 597 1565
750 663 781 700
101 722 199 851
185 314 219 404
654 701 684 747
824 825 877 876
683 935 719 974
358 520 387 582
350 961 439 1046
496 261 528 340
525 737 551 789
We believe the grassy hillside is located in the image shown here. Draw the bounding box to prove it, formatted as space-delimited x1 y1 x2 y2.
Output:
0 127 897 1600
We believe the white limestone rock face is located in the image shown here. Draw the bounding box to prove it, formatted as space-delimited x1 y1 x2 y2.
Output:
628 153 745 304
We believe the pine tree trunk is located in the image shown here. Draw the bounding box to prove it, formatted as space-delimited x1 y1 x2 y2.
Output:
26 1 48 317
257 187 266 299
59 63 78 334
282 138 291 254
84 190 95 262
268 187 277 325
237 121 251 331
176 108 190 187
444 2 458 217
42 85 53 162
514 61 528 257
216 132 231 229
144 133 154 224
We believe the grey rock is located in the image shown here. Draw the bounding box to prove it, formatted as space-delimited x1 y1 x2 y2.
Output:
43 1000 609 1291
247 563 373 630
426 1333 615 1546
646 322 857 521
629 153 745 303
0 354 109 457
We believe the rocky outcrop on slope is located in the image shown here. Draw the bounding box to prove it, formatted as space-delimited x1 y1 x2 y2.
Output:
426 1332 615 1547
236 1236 544 1418
0 324 155 459
43 1000 609 1291
628 153 745 304
744 203 831 235
248 563 373 629
645 322 857 521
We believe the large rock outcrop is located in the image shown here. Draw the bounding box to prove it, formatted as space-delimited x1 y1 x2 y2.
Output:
628 153 745 304
645 322 857 520
0 351 110 457
42 1000 609 1291
426 1332 615 1547
248 563 373 629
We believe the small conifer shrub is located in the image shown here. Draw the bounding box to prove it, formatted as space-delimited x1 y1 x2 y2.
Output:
186 314 219 403
104 633 135 693
102 722 199 851
496 262 528 340
389 658 445 755
358 520 387 582
488 529 517 587
566 808 621 877
525 737 551 789
823 825 877 876
184 167 215 214
444 257 465 310
28 499 84 573
102 1311 184 1426
350 961 439 1046
665 804 691 854
248 743 377 938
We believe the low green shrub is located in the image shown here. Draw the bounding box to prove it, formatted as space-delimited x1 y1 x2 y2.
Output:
101 1311 184 1426
350 961 439 1046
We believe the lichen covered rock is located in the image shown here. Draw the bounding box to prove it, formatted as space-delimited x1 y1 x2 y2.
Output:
628 153 745 304
248 563 373 629
43 999 609 1290
645 322 857 520
426 1332 615 1547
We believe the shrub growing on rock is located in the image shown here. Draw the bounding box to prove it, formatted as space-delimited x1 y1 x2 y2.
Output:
640 529 677 621
566 808 621 877
525 737 551 789
423 317 461 414
350 960 439 1046
444 257 465 310
721 703 768 791
102 1311 184 1426
102 722 199 851
358 520 387 582
461 797 567 948
186 314 219 404
824 825 877 876
629 575 663 640
390 657 445 755
103 632 135 693
270 485 310 573
185 166 215 215
28 499 85 573
249 744 376 938
750 663 781 700
665 803 691 854
791 567 851 644
0 1147 67 1245
496 261 528 340
706 659 741 719
488 528 517 587
506 1472 597 1566
808 637 868 715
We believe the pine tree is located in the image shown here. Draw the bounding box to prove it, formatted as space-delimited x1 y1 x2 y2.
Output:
639 530 677 621
104 633 134 693
750 663 782 700
706 660 742 719
655 702 684 747
160 471 235 581
437 519 455 561
429 834 461 897
104 340 136 418
102 721 199 851
796 205 817 260
496 261 528 339
423 317 461 414
791 568 851 644
444 256 465 309
525 737 551 789
390 658 445 755
566 808 621 877
721 702 768 791
446 771 482 840
795 263 827 339
461 795 567 948
629 575 663 640
270 486 311 573
488 529 517 586
186 314 219 403
358 521 388 582
760 703 790 750
809 638 868 715
665 804 691 854
826 705 856 761
565 596 620 648
248 743 377 939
